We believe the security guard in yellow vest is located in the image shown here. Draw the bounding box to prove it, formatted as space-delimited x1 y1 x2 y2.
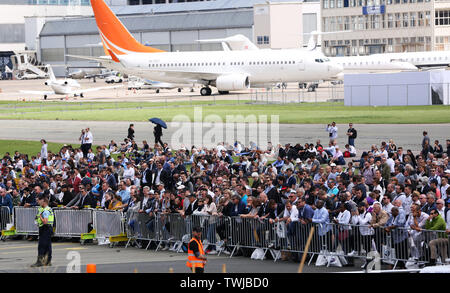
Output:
31 194 54 267
186 226 207 273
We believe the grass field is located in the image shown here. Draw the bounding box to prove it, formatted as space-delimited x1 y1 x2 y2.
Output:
0 140 78 158
0 101 449 124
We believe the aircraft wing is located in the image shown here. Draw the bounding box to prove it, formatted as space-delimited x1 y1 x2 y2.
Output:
71 84 123 95
66 54 112 63
20 90 55 96
68 54 232 82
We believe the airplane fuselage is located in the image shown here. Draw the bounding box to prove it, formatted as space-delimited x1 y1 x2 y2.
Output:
117 49 343 85
48 80 81 95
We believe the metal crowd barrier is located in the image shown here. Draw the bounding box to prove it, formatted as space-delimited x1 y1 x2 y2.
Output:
93 210 124 239
13 206 39 235
7 206 450 269
125 211 160 248
53 208 93 237
271 221 450 268
0 207 11 231
188 215 232 255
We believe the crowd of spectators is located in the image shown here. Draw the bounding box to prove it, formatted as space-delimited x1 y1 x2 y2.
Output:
0 127 449 268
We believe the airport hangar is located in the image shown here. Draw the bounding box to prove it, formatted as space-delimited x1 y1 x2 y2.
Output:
34 0 321 77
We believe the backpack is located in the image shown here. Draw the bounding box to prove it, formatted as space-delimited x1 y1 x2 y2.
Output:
352 129 357 139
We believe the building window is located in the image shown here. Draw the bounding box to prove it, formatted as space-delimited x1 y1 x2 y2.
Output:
257 36 270 45
395 13 401 27
403 13 409 27
387 13 393 28
418 11 424 26
410 12 416 27
435 10 450 26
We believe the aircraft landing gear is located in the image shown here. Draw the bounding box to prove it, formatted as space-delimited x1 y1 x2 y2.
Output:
44 95 47 100
156 89 160 94
177 88 182 92
80 93 84 98
200 87 212 96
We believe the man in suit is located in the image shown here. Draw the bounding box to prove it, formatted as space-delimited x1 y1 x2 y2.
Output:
66 185 96 209
184 193 199 217
99 182 112 209
153 161 170 190
140 162 153 189
105 167 117 191
257 192 270 218
230 195 246 217
264 178 281 204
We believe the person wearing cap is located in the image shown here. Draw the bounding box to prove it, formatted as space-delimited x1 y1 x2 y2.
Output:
31 194 54 267
186 226 207 273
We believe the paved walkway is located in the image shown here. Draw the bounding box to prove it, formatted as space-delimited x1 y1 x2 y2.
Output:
0 120 448 154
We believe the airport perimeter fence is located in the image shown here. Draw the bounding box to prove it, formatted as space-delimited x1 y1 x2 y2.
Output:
5 207 449 269
2 84 344 115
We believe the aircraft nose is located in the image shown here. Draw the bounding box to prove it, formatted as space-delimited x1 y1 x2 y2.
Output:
330 63 344 75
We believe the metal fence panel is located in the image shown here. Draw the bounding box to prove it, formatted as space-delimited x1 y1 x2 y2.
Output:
14 206 39 235
53 208 93 237
0 206 11 231
93 210 124 238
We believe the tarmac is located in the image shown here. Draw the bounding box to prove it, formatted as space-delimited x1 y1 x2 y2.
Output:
0 119 447 154
0 239 366 273
0 79 341 103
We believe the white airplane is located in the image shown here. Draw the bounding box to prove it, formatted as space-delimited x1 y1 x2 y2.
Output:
20 66 122 100
202 32 417 76
87 0 343 96
372 51 450 69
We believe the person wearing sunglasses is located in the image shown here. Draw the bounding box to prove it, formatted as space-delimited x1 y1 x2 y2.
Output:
424 208 448 266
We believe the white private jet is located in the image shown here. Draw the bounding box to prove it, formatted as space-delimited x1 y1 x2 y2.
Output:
20 66 122 100
87 0 343 96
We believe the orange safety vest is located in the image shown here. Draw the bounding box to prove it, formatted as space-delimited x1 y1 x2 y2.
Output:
186 237 205 269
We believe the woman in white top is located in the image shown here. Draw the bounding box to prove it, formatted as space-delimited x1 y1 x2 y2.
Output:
334 203 353 264
40 139 48 161
198 195 218 254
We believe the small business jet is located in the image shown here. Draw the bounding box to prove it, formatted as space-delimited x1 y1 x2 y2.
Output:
20 66 122 100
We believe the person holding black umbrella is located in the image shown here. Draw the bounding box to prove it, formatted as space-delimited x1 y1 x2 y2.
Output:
150 118 166 147
154 124 164 147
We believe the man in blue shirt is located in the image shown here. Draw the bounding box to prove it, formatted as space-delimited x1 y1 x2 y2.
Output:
312 200 332 252
0 188 13 214
117 181 130 204
272 156 284 173
385 206 408 269
295 197 315 253
327 178 339 197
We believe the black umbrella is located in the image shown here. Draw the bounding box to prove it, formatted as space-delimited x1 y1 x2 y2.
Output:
149 117 167 129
